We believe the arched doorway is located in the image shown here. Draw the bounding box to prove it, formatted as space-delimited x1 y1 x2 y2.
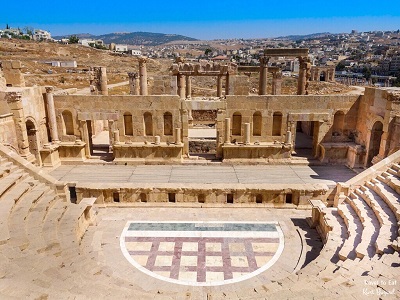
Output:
367 121 383 166
26 120 40 163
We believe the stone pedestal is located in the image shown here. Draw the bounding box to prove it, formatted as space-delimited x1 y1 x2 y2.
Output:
40 143 61 168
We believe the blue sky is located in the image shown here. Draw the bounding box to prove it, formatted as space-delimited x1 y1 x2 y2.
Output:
2 0 400 39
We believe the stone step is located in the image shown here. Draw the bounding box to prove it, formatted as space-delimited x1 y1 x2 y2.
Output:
347 192 380 258
337 201 363 261
368 179 400 222
381 172 400 195
0 164 18 179
25 193 58 253
387 167 400 178
0 179 33 244
6 183 48 251
319 208 346 261
41 200 69 255
357 186 397 254
391 163 400 172
0 170 26 199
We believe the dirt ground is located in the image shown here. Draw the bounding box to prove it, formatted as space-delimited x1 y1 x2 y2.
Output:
1 38 353 95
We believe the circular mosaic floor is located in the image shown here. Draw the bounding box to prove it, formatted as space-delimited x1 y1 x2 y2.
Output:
120 221 284 286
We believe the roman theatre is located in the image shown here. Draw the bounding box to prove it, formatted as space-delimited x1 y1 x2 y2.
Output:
0 49 399 299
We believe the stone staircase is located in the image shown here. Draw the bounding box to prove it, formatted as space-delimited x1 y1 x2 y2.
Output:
0 145 399 298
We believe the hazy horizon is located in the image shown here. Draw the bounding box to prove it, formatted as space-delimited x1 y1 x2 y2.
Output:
2 0 400 40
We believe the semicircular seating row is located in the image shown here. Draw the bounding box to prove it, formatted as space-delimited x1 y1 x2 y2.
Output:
0 155 398 299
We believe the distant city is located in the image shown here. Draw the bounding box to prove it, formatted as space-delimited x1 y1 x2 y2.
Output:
1 25 399 87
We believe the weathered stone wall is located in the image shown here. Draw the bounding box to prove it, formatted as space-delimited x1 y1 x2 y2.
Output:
0 66 6 90
227 75 249 96
19 86 49 147
189 140 216 153
0 93 18 150
53 95 183 145
148 75 174 95
223 94 360 144
1 61 25 87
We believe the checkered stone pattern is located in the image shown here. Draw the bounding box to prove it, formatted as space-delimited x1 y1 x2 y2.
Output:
121 222 283 285
125 237 279 282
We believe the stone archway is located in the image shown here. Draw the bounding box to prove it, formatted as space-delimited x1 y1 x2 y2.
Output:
367 121 383 166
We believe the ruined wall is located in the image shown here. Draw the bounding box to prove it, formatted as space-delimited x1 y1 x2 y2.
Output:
0 65 6 89
20 86 49 147
0 92 18 150
224 94 360 144
1 61 25 87
53 95 182 144
148 75 174 95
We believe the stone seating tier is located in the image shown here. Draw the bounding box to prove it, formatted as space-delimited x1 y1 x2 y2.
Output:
0 154 399 298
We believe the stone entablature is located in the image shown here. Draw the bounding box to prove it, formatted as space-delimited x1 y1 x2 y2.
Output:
170 60 237 76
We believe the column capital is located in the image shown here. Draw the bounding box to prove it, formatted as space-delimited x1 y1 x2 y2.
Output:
139 56 148 66
45 86 54 94
259 56 269 67
128 72 139 79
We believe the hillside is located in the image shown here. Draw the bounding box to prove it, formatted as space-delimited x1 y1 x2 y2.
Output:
54 32 198 46
0 38 169 90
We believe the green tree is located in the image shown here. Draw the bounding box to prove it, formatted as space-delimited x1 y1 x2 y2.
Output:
204 48 212 56
68 35 79 44
336 61 346 71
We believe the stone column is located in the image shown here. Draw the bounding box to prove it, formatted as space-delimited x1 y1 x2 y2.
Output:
297 57 311 95
99 67 108 95
128 72 140 95
79 120 91 158
225 74 230 96
108 120 114 146
5 92 33 160
258 56 269 95
45 87 59 143
185 76 191 98
139 57 148 96
272 71 282 95
175 128 182 145
224 118 231 144
113 130 120 144
244 123 251 145
285 131 292 144
217 75 223 97
177 74 185 99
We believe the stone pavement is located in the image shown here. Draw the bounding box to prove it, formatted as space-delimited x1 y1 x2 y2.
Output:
50 164 356 187
88 207 319 294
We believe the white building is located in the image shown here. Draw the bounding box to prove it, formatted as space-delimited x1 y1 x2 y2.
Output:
130 49 142 56
33 29 52 41
79 39 104 47
115 44 128 52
